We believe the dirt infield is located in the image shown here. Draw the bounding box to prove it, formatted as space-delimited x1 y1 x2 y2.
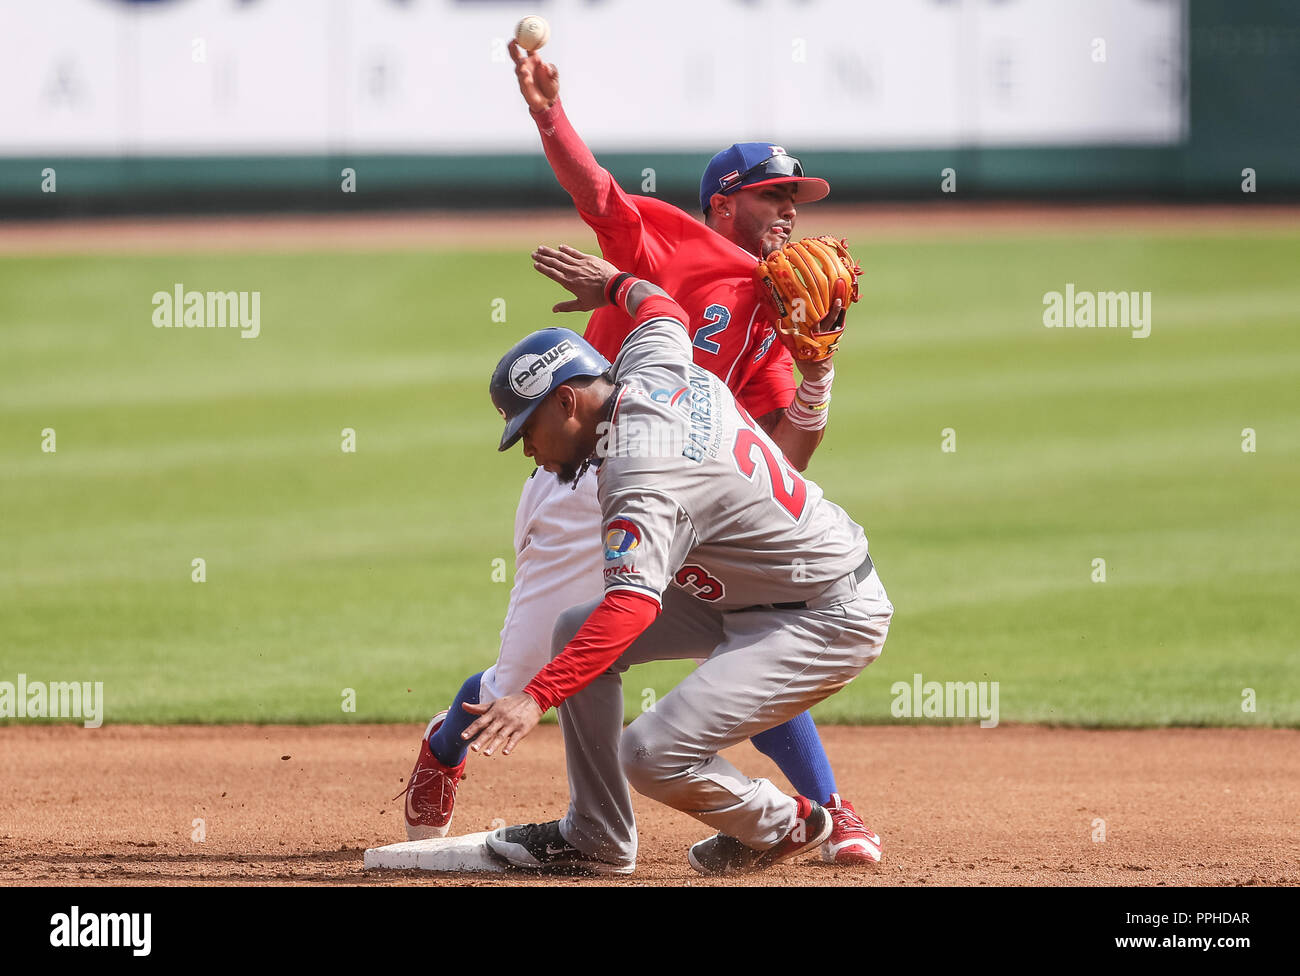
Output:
2 203 1297 256
2 724 1295 887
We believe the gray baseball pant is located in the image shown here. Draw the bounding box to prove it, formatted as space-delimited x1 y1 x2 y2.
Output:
554 568 893 868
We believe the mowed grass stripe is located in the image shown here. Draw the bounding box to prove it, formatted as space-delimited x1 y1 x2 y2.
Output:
1 232 1296 725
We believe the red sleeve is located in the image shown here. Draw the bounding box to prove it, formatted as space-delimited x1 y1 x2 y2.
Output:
584 290 693 362
530 99 624 221
530 99 648 271
628 293 690 329
523 590 661 712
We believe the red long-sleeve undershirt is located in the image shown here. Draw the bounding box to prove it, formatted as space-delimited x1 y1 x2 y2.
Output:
523 590 661 713
530 98 620 219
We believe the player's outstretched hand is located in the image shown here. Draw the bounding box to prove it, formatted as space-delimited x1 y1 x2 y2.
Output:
461 693 543 757
533 243 620 313
509 39 559 112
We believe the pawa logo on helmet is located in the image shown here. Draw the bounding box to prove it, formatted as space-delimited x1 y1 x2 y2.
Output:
510 339 578 399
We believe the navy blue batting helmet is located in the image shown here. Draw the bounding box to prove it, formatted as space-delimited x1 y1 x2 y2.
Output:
490 328 611 451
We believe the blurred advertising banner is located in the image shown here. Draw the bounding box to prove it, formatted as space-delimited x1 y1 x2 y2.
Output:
0 0 1185 156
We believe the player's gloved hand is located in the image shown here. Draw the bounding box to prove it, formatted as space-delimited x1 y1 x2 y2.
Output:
794 300 845 382
461 693 543 757
509 39 559 112
754 236 861 362
532 244 620 312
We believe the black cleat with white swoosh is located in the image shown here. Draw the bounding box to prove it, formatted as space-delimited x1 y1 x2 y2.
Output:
688 795 832 876
485 820 635 876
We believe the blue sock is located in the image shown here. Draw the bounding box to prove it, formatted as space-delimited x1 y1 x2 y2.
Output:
428 671 483 767
750 711 837 805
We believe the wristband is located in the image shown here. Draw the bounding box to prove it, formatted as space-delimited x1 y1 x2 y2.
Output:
611 275 640 312
786 397 831 431
794 395 831 412
605 272 634 306
785 366 835 432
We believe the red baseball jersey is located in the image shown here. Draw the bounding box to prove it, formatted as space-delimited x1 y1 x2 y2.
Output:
580 196 794 420
532 101 795 420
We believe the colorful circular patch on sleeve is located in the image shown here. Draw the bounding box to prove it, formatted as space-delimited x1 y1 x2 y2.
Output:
604 518 642 561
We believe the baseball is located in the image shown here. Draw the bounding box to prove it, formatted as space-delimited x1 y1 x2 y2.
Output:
515 15 550 53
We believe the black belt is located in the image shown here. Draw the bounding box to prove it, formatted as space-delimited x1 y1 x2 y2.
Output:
730 553 873 613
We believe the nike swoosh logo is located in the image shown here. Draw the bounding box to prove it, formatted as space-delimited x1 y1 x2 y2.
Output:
406 789 420 823
825 838 882 859
544 844 571 856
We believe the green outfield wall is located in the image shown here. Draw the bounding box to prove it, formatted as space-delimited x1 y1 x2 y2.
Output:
1 1 1296 216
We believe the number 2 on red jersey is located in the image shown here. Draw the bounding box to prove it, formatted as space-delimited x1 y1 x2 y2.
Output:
692 304 731 355
731 407 808 521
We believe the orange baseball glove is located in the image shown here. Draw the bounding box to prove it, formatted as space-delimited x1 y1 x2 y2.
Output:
754 236 861 361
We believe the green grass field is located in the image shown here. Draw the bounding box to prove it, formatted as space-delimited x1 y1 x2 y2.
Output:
2 225 1297 726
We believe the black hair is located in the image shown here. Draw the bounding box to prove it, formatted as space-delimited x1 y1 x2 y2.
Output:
565 369 613 389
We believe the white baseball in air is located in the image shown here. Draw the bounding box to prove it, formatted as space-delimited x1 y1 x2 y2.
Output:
515 15 550 52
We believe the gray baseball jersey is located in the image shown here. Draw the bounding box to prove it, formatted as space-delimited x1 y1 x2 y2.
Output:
596 311 868 611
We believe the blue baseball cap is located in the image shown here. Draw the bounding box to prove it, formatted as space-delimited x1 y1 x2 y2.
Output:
489 328 611 451
699 143 830 214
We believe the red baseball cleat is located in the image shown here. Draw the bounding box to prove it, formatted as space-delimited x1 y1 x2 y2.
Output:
821 792 883 864
398 711 466 841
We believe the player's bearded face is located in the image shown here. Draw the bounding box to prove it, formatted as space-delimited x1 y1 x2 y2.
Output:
521 397 589 483
730 185 798 257
549 441 589 484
